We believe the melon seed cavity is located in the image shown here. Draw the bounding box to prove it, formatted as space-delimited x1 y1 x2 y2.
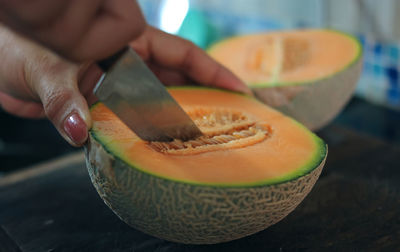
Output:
282 38 310 72
148 108 271 155
246 37 310 81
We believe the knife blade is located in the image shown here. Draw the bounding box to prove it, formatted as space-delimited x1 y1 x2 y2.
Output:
94 47 203 142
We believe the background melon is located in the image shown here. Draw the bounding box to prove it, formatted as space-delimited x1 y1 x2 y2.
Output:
208 29 363 130
85 87 327 244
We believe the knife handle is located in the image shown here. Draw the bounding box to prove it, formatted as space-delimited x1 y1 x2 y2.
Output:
97 47 129 72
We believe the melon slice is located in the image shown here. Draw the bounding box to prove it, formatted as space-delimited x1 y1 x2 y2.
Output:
208 29 363 130
85 87 327 244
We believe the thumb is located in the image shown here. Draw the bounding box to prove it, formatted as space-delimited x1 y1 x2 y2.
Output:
32 62 91 147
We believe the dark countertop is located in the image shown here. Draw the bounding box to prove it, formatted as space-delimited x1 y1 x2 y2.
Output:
0 110 75 175
1 97 400 251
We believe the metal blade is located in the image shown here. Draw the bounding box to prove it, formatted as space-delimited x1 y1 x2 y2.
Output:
94 48 203 142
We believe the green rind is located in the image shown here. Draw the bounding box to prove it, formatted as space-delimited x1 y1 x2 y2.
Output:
207 29 363 88
85 134 325 244
90 87 326 188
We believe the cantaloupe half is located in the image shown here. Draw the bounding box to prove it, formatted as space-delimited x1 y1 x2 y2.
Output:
85 87 327 244
208 29 363 130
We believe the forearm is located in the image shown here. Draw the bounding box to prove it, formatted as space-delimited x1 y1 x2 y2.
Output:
0 22 92 146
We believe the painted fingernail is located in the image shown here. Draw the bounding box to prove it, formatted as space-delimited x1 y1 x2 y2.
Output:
64 112 88 145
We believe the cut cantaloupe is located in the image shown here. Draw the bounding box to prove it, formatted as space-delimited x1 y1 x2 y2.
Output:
85 87 327 244
208 29 363 130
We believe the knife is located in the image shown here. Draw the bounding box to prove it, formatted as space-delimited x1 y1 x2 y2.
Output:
94 47 203 142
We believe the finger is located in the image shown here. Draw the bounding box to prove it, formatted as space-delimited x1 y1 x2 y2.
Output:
70 0 146 61
0 0 70 29
51 0 145 62
31 62 91 147
0 24 39 101
143 27 251 94
33 0 104 57
38 79 90 147
78 63 102 106
147 62 190 86
0 0 101 58
0 91 45 118
0 0 145 62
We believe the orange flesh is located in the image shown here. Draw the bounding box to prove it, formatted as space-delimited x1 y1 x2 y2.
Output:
208 30 359 85
91 89 320 184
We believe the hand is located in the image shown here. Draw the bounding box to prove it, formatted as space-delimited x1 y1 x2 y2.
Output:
0 24 100 146
130 26 250 93
0 25 250 146
0 0 146 62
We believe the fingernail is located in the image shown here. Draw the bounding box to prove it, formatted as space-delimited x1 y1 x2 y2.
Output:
64 112 88 145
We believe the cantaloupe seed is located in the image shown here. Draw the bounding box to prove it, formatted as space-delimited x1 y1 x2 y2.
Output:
148 108 272 155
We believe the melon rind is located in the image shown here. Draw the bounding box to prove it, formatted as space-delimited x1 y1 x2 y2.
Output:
208 30 363 131
253 56 362 130
85 134 326 244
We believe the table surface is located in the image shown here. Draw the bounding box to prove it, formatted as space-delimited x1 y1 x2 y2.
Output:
1 99 400 252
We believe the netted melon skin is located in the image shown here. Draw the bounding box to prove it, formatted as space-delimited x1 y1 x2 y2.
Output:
85 134 325 244
253 58 362 131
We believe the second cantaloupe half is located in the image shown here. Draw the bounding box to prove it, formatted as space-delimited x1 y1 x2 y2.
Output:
208 29 363 130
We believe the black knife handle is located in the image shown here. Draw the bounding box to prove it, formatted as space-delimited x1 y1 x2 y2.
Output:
97 46 129 72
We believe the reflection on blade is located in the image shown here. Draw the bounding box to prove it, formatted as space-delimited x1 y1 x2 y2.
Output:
94 48 202 142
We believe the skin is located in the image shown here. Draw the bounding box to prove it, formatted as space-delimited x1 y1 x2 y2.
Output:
0 24 250 146
0 0 147 62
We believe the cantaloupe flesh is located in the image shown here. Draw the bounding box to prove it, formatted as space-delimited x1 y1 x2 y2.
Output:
91 88 326 186
208 29 360 85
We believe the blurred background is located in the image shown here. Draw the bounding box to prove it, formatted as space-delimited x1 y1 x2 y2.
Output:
139 0 400 109
1 0 400 175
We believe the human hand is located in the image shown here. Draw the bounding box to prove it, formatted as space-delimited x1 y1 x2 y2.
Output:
0 24 100 146
0 0 146 62
130 26 250 93
0 24 249 147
